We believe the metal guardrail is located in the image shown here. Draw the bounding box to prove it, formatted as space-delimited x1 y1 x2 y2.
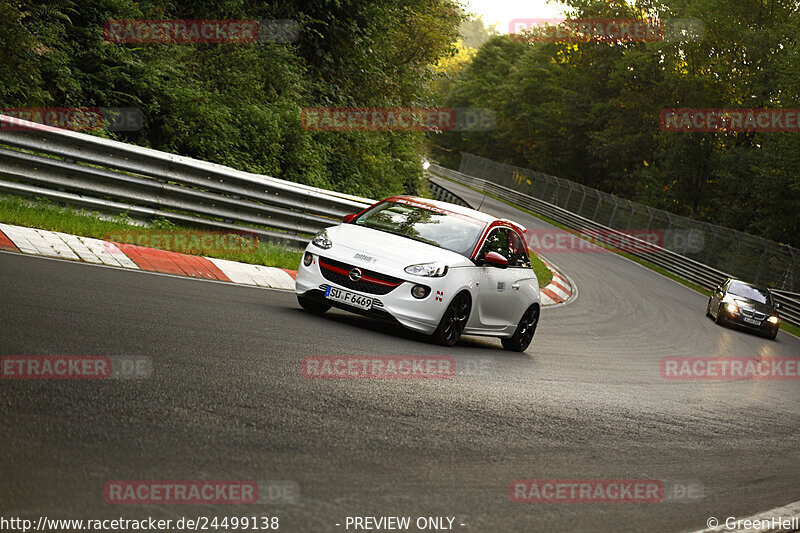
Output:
428 180 473 208
0 115 374 248
428 164 800 328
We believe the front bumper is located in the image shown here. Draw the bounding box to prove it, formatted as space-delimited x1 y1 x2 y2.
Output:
720 308 779 334
295 251 447 335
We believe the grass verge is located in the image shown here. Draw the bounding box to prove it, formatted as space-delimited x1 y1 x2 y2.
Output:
529 251 553 289
0 195 303 270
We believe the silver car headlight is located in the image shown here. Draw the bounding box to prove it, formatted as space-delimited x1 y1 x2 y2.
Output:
311 229 332 250
404 262 448 277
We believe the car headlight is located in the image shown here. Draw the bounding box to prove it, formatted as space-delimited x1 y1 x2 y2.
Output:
768 315 779 324
726 302 739 314
404 262 448 277
311 229 332 250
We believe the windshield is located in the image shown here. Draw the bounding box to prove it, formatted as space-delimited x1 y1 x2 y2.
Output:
354 200 485 256
728 282 771 304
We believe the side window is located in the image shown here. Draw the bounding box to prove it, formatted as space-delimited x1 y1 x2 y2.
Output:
479 228 511 261
509 231 531 268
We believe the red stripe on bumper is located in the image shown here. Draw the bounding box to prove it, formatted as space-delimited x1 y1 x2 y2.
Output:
319 260 400 287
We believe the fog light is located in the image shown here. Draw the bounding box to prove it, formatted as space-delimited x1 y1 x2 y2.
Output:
411 284 430 299
768 315 779 324
303 252 313 266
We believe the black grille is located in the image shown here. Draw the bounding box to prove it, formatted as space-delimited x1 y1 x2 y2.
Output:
319 257 404 295
742 308 767 320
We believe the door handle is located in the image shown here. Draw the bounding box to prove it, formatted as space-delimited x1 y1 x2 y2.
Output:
512 284 520 290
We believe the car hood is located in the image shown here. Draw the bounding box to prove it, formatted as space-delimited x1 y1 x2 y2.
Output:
320 223 475 273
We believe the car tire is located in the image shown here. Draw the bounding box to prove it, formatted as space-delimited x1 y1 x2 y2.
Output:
502 304 540 352
767 328 778 340
706 300 712 317
714 305 724 324
297 294 331 315
431 292 471 347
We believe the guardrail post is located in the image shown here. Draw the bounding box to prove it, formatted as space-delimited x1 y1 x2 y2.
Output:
729 236 743 273
577 187 587 215
753 241 769 285
591 191 602 221
663 213 674 251
608 199 619 228
703 227 717 265
624 205 635 231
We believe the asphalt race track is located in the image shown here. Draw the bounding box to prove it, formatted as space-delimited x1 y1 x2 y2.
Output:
1 181 799 532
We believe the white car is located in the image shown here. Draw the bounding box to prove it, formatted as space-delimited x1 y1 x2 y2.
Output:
295 196 541 350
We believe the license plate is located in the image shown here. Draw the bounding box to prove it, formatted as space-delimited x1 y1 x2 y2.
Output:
743 317 761 326
325 286 373 310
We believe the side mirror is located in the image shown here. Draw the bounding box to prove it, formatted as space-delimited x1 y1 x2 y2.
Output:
483 251 509 268
343 213 357 223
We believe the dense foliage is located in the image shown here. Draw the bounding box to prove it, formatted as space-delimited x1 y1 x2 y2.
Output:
432 0 800 246
0 0 461 199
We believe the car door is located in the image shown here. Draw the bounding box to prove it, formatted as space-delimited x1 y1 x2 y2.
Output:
475 228 518 328
506 229 539 322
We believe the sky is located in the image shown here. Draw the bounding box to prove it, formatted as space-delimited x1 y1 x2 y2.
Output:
461 0 569 34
